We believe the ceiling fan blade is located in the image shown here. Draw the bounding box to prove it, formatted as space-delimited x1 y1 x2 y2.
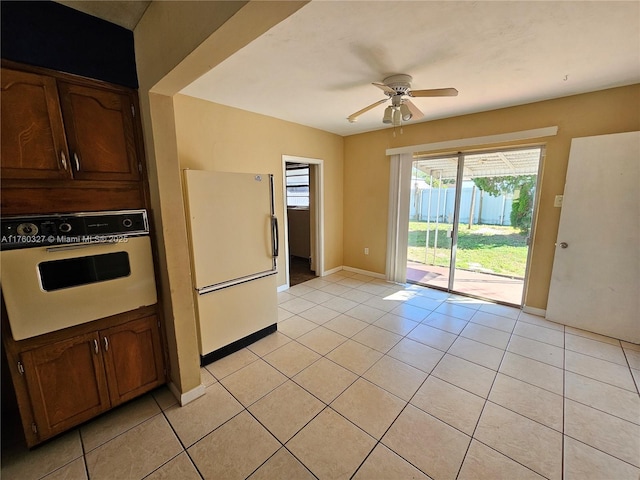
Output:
372 82 396 95
403 99 424 120
347 98 388 123
408 87 458 97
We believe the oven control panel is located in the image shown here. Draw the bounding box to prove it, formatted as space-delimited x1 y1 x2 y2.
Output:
1 210 149 250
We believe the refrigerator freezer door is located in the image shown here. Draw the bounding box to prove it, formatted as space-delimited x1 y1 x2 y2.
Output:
183 170 276 290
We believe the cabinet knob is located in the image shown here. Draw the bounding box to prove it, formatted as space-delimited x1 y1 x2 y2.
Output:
74 153 80 171
103 337 109 352
60 151 68 170
93 339 99 354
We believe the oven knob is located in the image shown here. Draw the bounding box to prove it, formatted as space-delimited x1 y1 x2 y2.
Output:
16 223 38 236
59 222 72 233
122 218 133 228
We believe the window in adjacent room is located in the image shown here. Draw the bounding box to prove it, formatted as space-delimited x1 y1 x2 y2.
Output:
285 163 310 207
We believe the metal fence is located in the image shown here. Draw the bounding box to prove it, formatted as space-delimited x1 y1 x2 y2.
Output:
410 184 515 226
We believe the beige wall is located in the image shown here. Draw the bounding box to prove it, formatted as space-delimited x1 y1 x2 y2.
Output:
173 95 344 285
343 84 640 310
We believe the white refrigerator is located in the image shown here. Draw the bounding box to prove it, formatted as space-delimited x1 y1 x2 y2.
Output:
183 169 279 361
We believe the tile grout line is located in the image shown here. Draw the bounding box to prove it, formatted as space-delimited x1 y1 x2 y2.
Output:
562 323 567 480
563 336 640 471
77 428 90 480
154 393 206 480
356 294 512 477
230 294 640 478
562 350 640 393
196 375 319 480
181 280 635 479
452 308 519 480
10 277 628 480
232 281 563 478
349 291 462 479
180 279 621 479
281 282 461 478
561 374 640 426
620 344 640 396
213 309 396 480
284 282 553 464
241 325 366 480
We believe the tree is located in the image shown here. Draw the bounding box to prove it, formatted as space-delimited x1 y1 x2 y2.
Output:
472 175 536 234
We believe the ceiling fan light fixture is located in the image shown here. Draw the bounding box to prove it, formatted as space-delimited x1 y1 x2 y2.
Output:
382 106 393 124
347 73 457 128
392 108 401 126
399 103 412 121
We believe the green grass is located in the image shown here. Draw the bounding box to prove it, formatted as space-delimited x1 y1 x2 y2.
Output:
408 222 528 278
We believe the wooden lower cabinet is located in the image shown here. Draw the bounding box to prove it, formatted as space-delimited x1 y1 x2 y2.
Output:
20 332 111 442
8 312 165 447
101 316 165 406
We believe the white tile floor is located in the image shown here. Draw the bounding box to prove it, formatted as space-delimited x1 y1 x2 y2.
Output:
2 270 640 479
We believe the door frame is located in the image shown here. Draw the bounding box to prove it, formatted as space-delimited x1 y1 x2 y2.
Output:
281 155 324 289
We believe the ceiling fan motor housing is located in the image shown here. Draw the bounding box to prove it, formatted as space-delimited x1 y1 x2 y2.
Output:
383 74 413 95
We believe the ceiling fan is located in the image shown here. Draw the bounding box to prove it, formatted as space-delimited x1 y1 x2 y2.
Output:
347 74 458 125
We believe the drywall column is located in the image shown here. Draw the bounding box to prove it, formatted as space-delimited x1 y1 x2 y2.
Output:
134 1 308 401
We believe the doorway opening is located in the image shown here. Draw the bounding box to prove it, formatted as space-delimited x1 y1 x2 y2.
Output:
282 155 324 287
406 146 543 306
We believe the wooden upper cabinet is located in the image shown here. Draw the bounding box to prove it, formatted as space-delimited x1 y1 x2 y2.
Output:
0 69 71 180
1 65 142 184
58 82 140 181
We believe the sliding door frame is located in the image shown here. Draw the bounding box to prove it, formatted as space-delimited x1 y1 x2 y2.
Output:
448 153 465 290
385 127 557 306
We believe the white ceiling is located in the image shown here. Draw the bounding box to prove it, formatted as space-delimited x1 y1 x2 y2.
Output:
181 1 640 136
58 1 640 137
55 1 150 30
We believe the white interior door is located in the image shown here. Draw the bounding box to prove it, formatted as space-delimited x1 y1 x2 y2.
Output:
546 131 640 343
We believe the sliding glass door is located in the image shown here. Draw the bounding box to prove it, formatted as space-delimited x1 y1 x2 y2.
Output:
406 147 542 306
407 154 459 291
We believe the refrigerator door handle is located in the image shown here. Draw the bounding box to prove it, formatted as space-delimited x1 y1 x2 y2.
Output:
271 215 279 258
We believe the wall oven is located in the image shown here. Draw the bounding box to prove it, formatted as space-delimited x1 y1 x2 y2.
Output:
0 210 157 341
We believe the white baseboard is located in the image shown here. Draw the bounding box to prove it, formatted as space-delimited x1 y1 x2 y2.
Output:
522 305 546 317
342 266 386 279
277 284 289 293
322 265 343 276
168 381 206 407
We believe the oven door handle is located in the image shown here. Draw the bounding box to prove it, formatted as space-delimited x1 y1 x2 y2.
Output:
45 242 118 253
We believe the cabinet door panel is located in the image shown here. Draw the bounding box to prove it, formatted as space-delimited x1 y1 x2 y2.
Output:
1 69 70 179
58 82 140 181
20 332 110 442
101 316 164 406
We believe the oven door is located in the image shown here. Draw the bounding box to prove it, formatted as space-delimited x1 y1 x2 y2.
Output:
0 236 157 340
